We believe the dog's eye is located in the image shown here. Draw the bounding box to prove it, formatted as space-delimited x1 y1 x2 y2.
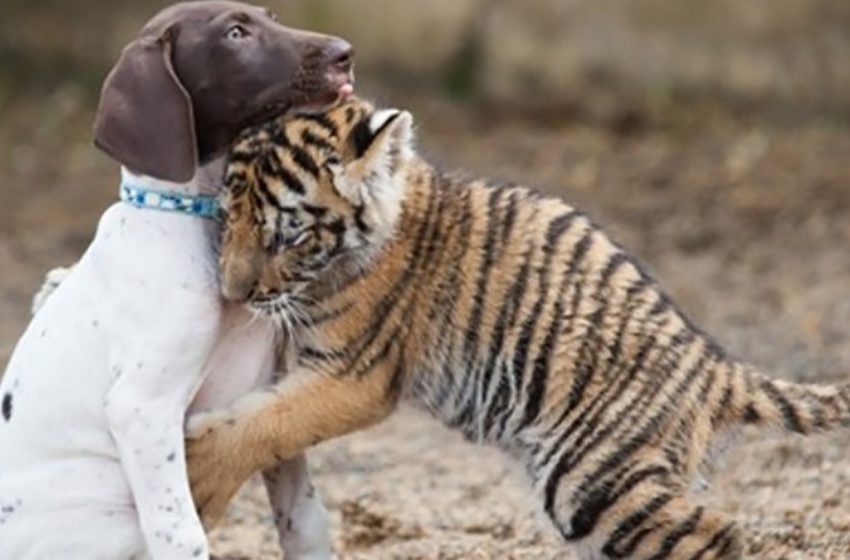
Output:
225 25 249 41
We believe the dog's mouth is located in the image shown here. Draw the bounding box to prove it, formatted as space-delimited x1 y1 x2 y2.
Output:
292 66 356 115
251 63 355 124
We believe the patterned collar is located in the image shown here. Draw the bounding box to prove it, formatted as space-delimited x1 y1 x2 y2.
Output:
119 181 221 221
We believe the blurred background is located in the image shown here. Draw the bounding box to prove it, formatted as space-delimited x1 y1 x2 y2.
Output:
2 1 850 558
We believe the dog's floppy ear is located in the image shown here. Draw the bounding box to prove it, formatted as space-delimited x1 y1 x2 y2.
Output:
93 29 197 182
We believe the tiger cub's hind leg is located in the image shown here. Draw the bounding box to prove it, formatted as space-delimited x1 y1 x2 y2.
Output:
549 475 742 559
601 491 742 559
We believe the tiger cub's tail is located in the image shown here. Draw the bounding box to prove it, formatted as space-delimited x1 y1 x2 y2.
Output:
725 363 850 434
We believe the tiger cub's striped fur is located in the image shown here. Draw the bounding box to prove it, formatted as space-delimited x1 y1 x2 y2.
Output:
187 97 850 559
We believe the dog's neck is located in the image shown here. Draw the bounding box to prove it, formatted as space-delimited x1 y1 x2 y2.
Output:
121 157 226 197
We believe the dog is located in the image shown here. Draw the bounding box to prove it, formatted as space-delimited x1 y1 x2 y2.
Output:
0 2 353 558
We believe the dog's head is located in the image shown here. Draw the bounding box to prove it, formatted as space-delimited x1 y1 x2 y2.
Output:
93 1 354 182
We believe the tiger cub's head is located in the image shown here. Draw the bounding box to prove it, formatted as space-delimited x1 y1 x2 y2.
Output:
220 97 415 309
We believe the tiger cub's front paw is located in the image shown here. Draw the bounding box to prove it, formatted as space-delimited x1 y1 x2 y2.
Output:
186 410 257 529
32 266 73 315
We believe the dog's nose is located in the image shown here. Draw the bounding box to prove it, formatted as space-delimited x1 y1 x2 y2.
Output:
326 38 354 74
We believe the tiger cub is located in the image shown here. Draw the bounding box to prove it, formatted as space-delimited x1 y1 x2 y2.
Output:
187 97 850 559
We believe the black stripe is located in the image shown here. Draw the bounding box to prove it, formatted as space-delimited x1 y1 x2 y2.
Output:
601 493 674 556
291 144 320 177
358 325 402 379
344 105 357 123
559 463 669 540
481 242 536 437
298 345 348 363
343 182 441 377
301 129 335 152
537 297 685 479
715 534 738 558
268 123 290 147
559 248 625 421
742 403 760 424
556 230 597 411
228 148 261 165
760 378 806 433
517 300 563 431
453 187 508 433
711 374 734 428
301 203 327 218
461 187 506 361
499 190 520 249
543 294 676 476
507 212 581 431
687 523 738 560
541 334 702 512
387 347 406 400
350 117 374 158
225 172 249 197
578 350 710 492
277 163 306 195
648 506 704 560
256 147 306 196
430 188 476 412
538 332 660 474
366 176 452 399
301 113 339 136
352 203 372 233
254 174 287 211
541 275 653 447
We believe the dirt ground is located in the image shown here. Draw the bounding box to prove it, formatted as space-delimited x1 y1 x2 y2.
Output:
1 90 849 559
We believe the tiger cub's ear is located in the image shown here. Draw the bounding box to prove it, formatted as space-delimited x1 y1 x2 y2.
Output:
334 108 414 205
349 109 414 172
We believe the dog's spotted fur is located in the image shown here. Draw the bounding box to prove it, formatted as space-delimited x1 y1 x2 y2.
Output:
187 97 850 559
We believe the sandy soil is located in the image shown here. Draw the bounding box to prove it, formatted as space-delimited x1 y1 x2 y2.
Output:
2 90 849 558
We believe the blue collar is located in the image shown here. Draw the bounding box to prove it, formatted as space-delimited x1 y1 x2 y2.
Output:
119 181 221 221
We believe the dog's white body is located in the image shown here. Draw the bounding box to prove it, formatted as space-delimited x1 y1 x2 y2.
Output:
0 166 330 560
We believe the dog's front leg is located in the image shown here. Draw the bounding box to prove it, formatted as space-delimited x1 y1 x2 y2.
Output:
186 366 396 528
106 296 222 559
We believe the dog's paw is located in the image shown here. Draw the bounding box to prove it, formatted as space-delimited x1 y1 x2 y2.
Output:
31 266 73 315
186 411 255 529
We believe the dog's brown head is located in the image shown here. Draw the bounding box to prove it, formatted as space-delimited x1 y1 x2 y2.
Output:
94 1 354 182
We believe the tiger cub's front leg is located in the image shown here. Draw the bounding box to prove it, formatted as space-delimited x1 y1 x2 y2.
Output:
186 365 396 527
32 265 75 315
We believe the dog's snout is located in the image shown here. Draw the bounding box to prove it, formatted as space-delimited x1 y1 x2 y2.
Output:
326 38 354 72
